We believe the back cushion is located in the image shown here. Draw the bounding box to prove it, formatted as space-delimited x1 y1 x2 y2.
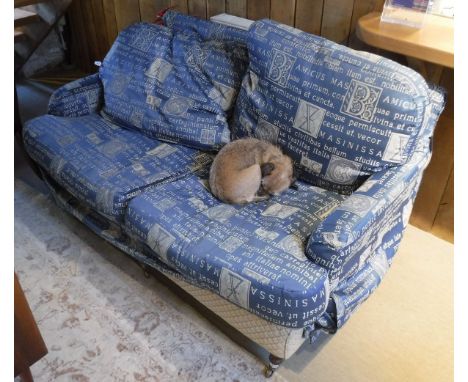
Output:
163 10 247 44
232 19 431 193
99 15 248 151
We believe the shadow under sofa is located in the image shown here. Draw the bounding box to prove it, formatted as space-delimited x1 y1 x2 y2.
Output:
21 11 445 377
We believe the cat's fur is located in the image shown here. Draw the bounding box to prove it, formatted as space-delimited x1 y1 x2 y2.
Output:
209 138 295 204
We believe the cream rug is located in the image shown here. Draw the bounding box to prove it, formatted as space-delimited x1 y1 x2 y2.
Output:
14 179 284 382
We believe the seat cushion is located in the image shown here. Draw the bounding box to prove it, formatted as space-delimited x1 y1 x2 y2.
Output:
125 171 347 327
99 18 248 150
232 19 431 194
23 113 212 220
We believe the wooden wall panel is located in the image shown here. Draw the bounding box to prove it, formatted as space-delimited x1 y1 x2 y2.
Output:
68 0 92 72
188 0 207 19
295 0 323 35
411 114 454 231
170 0 189 14
440 68 454 120
140 0 170 22
270 0 295 25
114 0 141 30
102 0 119 46
348 0 383 47
89 0 109 59
207 0 225 18
226 0 247 17
411 67 454 241
321 0 354 43
81 1 100 61
431 168 454 242
247 0 270 20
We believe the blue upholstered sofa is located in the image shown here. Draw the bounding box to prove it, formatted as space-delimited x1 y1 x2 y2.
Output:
22 11 445 377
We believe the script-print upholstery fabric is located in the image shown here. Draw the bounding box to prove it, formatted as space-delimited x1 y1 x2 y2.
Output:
163 10 247 44
23 113 212 220
306 87 445 287
125 170 347 328
48 73 103 117
43 156 429 338
99 17 248 150
232 19 434 194
43 175 310 358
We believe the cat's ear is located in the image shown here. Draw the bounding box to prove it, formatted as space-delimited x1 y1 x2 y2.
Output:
261 163 275 177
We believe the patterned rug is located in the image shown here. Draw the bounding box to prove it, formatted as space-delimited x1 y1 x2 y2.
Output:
14 179 285 382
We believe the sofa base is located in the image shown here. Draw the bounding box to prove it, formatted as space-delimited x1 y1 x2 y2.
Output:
137 260 308 360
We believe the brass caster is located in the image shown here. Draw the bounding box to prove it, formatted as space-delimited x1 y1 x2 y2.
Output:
264 354 282 378
264 365 275 378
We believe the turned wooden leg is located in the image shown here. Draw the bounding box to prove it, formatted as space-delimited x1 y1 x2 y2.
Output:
264 354 283 378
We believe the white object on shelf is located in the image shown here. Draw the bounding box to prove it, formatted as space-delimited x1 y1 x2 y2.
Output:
210 13 254 30
381 0 430 28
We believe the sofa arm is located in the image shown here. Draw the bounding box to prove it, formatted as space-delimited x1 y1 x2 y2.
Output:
306 151 431 287
48 73 103 117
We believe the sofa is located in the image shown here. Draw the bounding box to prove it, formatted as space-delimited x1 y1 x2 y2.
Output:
22 11 445 377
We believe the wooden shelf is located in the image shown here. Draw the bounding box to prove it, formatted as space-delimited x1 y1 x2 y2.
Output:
14 28 27 42
15 8 40 27
15 0 45 7
357 12 453 68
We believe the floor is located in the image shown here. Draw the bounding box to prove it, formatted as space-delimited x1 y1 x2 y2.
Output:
15 80 454 381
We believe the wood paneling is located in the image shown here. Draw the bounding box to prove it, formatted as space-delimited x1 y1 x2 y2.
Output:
83 1 101 60
140 0 170 22
247 0 270 20
348 0 383 47
321 0 354 43
226 0 247 17
411 114 454 231
68 0 388 62
68 0 92 72
270 0 295 26
189 0 207 19
65 0 453 242
170 0 189 14
90 1 111 58
440 67 454 119
114 0 141 30
102 0 119 45
295 0 323 35
207 0 225 18
432 168 454 242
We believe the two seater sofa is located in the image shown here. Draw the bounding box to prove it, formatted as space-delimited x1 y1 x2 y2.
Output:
22 11 445 377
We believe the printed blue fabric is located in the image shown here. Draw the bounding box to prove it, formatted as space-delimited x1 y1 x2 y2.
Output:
232 19 435 194
308 151 428 288
23 113 212 220
48 73 103 117
99 17 248 150
125 170 347 328
306 86 445 285
40 173 335 333
163 10 247 44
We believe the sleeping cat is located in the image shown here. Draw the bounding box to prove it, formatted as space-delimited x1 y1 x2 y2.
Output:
209 138 295 204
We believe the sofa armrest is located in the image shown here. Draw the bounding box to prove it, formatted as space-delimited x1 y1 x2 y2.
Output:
306 151 431 287
48 73 103 117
